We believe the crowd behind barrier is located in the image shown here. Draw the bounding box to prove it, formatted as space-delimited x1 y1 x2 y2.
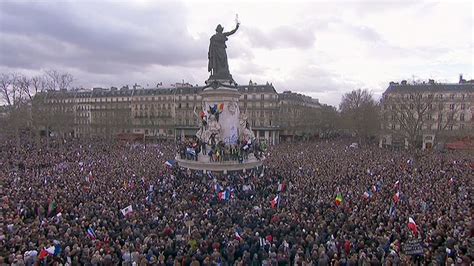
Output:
0 136 473 265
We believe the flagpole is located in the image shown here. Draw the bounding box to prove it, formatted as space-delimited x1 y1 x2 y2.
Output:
277 193 281 210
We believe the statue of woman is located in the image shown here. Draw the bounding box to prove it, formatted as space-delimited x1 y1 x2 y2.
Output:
208 22 239 81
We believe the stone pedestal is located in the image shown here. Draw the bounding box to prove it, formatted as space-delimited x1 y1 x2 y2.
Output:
200 87 240 145
176 83 264 172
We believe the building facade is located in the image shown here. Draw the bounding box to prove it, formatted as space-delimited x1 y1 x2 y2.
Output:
34 82 324 144
380 76 473 149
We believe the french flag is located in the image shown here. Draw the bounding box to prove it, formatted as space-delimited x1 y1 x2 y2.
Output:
408 217 419 237
271 195 279 209
393 192 400 204
235 231 243 241
218 190 230 201
363 191 371 199
87 227 97 239
277 182 286 193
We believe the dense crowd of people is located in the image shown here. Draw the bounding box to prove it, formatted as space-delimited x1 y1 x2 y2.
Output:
177 137 265 163
1 136 472 265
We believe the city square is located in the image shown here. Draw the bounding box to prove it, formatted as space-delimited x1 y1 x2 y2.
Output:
0 1 473 265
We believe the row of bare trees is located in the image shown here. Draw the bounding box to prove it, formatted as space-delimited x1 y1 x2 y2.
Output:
338 87 465 149
0 70 74 149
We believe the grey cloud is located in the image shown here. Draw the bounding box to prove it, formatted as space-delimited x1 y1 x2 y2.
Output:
346 25 382 42
0 1 208 73
273 65 364 107
243 25 316 49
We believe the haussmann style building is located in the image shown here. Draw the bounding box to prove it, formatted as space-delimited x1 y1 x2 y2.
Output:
380 75 473 149
33 81 328 145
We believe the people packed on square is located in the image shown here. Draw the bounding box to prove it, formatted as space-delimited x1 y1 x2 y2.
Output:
176 137 266 163
1 136 472 265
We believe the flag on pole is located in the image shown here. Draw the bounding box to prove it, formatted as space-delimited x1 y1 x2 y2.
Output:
271 195 279 209
87 227 97 239
335 194 343 206
121 205 133 217
393 192 400 204
408 217 419 237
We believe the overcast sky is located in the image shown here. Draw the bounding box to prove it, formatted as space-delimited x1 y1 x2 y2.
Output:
0 0 472 107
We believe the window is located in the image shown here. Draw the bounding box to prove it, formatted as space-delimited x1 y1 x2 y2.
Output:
460 113 465 121
391 124 396 130
461 94 465 100
449 125 453 131
428 104 432 110
460 124 465 130
449 104 455 110
438 104 443 110
438 114 443 121
461 104 465 110
261 94 265 100
409 94 414 100
450 94 455 100
410 104 414 110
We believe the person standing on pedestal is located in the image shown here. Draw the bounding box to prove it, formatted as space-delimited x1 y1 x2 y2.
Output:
208 22 239 81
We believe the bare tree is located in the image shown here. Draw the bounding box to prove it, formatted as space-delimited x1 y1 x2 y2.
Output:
0 73 14 106
0 73 30 149
44 70 74 91
339 89 380 143
383 91 432 148
0 73 25 108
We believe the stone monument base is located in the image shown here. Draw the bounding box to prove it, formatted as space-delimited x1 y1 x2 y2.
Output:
176 154 263 173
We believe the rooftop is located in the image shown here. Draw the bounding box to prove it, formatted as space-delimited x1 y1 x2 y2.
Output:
385 79 474 94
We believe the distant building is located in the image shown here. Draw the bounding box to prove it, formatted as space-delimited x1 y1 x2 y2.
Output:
33 82 326 144
380 75 473 149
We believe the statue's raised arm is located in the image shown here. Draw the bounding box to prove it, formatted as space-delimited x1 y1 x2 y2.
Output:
224 23 239 37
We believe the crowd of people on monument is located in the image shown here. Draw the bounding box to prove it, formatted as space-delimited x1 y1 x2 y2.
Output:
177 137 266 163
1 134 473 265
